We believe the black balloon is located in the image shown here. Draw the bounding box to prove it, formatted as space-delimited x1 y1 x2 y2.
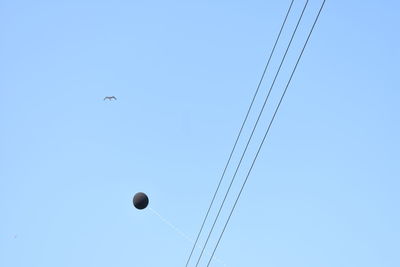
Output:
133 192 149 210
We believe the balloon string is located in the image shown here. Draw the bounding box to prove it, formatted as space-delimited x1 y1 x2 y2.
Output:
148 207 227 266
149 207 193 243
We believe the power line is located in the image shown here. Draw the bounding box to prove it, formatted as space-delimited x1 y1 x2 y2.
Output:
194 1 310 266
206 1 327 266
184 1 295 266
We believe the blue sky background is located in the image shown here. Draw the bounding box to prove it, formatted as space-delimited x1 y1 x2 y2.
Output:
1 0 399 266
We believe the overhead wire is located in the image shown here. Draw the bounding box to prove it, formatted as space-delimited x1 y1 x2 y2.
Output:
194 1 310 266
184 0 295 266
205 1 327 266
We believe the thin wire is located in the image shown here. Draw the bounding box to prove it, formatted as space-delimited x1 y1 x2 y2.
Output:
194 1 309 266
184 1 295 266
206 1 327 266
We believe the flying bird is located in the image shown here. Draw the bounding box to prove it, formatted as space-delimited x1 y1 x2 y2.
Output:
104 96 117 101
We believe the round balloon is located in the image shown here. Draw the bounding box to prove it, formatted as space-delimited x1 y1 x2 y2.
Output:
133 192 149 210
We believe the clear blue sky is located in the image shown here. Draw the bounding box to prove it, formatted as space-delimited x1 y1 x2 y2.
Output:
1 1 399 266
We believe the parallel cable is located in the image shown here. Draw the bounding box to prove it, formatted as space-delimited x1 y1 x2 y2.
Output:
206 1 327 265
194 1 310 266
184 1 295 266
